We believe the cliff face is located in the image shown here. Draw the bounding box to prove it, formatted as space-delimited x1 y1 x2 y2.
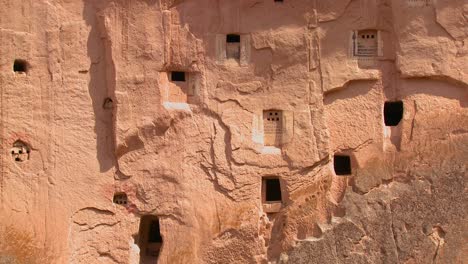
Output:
0 0 466 263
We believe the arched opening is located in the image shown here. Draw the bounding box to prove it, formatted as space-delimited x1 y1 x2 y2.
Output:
11 140 31 162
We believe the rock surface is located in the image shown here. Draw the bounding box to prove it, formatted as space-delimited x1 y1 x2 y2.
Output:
0 0 466 263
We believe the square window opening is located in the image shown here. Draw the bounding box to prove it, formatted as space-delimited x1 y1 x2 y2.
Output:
334 155 351 175
384 101 403 126
14 59 28 73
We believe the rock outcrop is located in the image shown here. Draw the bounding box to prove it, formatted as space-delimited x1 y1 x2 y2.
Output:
0 0 466 263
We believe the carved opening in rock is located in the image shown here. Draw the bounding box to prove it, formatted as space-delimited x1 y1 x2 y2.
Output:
264 178 282 202
10 140 31 162
334 155 351 175
384 101 403 126
165 71 191 104
13 59 28 73
226 34 241 60
355 30 378 57
138 216 162 263
263 110 283 147
275 0 284 2
113 193 127 205
103 98 113 109
171 71 186 82
262 177 283 213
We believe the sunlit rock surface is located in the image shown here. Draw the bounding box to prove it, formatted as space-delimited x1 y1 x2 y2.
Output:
0 0 466 263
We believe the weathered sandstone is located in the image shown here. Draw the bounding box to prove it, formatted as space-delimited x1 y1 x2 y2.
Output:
0 0 466 263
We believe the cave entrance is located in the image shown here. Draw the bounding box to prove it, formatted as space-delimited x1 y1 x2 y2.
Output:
138 216 163 263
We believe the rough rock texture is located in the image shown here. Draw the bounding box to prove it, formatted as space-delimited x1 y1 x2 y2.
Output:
0 0 466 263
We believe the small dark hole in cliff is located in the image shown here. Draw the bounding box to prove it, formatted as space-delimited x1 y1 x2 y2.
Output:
103 98 113 109
13 59 28 73
226 34 240 43
334 155 351 175
113 193 127 205
384 101 403 126
226 34 241 60
265 178 282 202
171 71 186 82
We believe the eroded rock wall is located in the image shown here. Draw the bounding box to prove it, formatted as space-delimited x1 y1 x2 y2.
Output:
0 0 466 263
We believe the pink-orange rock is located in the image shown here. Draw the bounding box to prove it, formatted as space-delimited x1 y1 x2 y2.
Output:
0 0 466 263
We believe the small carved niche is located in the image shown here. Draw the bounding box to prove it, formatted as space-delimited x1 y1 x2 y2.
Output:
263 110 283 147
11 140 31 162
226 34 241 60
384 101 403 126
334 155 351 176
138 216 163 262
262 177 283 213
216 34 250 66
103 98 113 109
113 193 128 205
355 30 378 57
14 59 28 73
167 71 193 103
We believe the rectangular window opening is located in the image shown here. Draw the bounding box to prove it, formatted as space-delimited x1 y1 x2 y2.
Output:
334 155 351 176
264 178 282 202
226 34 241 60
171 71 186 82
138 216 163 262
263 110 283 147
113 193 128 205
384 101 403 126
226 34 240 43
355 29 378 57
